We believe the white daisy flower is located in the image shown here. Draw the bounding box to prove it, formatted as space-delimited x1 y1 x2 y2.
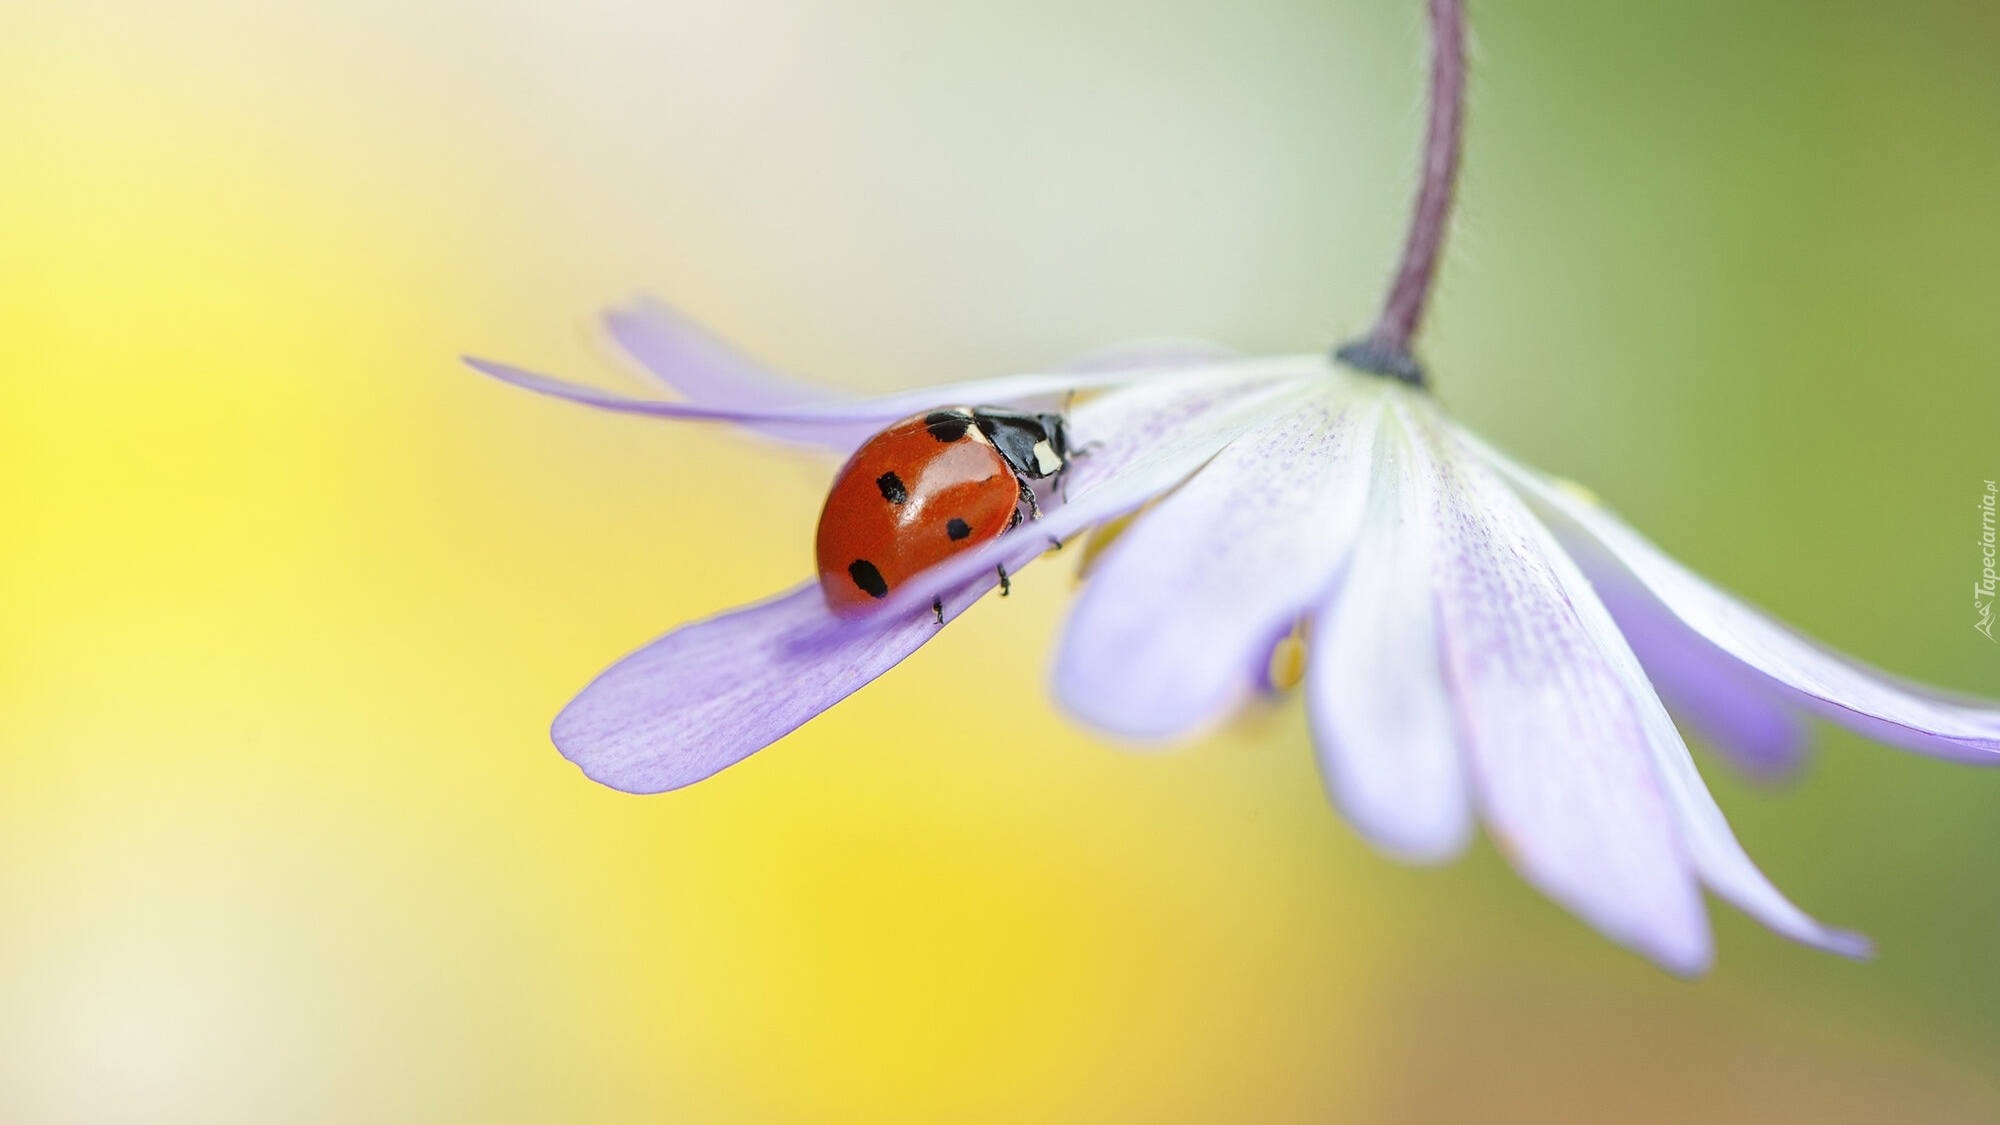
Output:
467 0 1999 973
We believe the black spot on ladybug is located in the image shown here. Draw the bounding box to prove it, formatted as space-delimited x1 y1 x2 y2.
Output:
925 411 972 443
847 559 889 599
946 518 972 541
876 471 908 505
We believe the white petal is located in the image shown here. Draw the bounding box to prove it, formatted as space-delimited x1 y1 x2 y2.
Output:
1412 405 1712 974
1585 551 1811 779
1470 435 2000 762
1493 475 1873 959
1307 398 1470 863
1054 377 1384 740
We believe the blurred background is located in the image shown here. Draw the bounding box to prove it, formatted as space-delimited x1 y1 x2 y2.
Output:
5 0 1999 1120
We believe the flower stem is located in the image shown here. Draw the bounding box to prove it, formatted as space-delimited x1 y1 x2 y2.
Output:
1335 0 1467 388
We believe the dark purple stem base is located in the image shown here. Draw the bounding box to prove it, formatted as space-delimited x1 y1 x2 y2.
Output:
1336 0 1467 387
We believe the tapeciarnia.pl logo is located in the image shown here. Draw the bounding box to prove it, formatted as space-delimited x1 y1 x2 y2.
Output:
1978 480 1997 642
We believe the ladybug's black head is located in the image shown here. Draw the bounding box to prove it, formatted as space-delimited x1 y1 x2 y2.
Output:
971 407 1070 481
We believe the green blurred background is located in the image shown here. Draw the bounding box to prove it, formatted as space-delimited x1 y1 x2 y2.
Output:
5 0 1998 1120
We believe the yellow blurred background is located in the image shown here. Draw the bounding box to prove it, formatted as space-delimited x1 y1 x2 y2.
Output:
5 0 1998 1121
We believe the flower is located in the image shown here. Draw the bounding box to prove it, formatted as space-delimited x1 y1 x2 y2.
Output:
470 296 2000 976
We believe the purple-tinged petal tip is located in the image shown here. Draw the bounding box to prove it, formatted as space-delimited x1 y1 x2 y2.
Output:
465 355 797 422
1587 560 1814 781
604 296 835 408
551 583 948 793
599 298 873 449
1468 437 2000 765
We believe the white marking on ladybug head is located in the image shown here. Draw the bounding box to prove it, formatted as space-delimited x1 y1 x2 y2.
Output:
1032 439 1062 475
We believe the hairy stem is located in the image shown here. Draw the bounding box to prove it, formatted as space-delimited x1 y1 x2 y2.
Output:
1336 0 1467 387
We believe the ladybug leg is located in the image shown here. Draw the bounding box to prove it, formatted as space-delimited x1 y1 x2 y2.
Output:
1045 535 1063 551
932 596 945 625
1007 507 1023 531
1017 480 1043 520
996 564 1011 596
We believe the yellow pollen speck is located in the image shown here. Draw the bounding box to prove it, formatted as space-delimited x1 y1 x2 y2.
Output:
1266 622 1309 693
1550 477 1601 508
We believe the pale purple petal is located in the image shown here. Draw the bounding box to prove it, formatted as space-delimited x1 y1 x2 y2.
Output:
1494 458 1872 959
552 582 959 793
604 296 837 407
834 359 1332 631
602 297 867 449
598 299 1239 449
608 298 1233 401
467 354 1185 430
1471 438 2000 763
1053 383 1381 741
1588 556 1811 780
1307 400 1470 863
1414 406 1711 975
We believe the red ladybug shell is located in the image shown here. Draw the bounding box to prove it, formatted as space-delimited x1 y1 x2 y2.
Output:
816 409 1024 617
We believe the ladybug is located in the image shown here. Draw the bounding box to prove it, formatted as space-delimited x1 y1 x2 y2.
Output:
816 407 1071 620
